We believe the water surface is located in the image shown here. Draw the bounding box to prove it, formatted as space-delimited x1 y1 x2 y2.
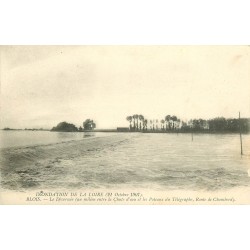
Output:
0 131 249 191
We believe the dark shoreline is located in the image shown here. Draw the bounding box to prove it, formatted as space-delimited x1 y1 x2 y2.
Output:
54 129 250 134
2 128 249 134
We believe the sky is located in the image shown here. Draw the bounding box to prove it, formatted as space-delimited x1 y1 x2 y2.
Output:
0 46 250 129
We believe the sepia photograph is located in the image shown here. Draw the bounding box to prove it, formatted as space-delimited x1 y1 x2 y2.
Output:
0 45 250 204
2 1 250 250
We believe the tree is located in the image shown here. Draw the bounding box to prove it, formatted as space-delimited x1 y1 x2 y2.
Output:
139 115 144 131
171 116 177 130
132 114 137 131
51 122 78 132
208 117 226 132
143 119 148 131
126 116 133 131
83 119 96 131
161 119 165 130
156 119 159 130
149 120 153 130
135 114 139 131
165 115 171 130
177 119 181 130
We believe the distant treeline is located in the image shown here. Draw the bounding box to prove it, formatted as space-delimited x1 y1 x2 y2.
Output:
3 127 48 131
3 117 250 134
126 115 250 133
181 117 250 133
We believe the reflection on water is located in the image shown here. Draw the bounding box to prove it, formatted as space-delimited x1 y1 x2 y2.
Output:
83 132 95 138
0 132 250 191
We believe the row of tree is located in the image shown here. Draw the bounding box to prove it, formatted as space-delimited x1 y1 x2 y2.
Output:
126 115 250 133
126 115 182 131
126 115 146 131
187 117 249 133
51 119 96 132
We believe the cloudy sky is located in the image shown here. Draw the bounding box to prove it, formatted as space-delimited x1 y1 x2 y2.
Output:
0 46 249 129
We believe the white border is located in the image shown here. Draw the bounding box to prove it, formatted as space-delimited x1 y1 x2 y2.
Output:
0 0 250 44
1 1 250 250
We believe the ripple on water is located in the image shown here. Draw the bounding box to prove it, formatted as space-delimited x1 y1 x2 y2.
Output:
0 133 250 191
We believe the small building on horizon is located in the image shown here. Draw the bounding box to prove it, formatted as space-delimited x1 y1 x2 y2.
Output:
117 127 129 132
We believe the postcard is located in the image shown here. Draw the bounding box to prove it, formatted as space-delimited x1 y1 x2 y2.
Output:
0 45 249 204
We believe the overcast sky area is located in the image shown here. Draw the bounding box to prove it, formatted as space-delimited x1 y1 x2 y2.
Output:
0 46 249 129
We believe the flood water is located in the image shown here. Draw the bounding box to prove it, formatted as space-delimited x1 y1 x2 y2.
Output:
0 131 250 191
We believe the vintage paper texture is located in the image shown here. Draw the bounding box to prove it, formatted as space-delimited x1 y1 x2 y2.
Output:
0 45 250 205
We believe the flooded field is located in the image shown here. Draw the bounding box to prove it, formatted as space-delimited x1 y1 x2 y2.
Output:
0 131 250 191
